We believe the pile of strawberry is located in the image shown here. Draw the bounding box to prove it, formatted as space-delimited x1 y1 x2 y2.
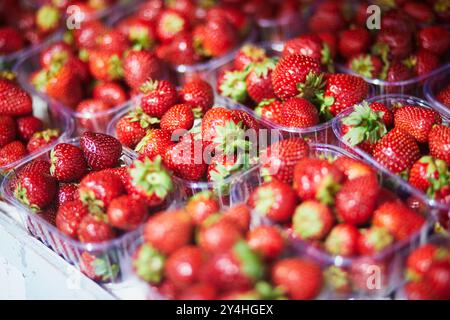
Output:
340 100 450 209
403 241 450 300
133 193 324 300
307 0 450 83
216 43 369 128
0 76 62 170
115 78 262 184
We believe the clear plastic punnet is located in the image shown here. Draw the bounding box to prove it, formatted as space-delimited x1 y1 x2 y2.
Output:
424 67 450 118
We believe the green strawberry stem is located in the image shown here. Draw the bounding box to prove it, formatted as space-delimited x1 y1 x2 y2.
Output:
233 240 264 282
133 244 165 284
219 70 248 103
130 156 173 199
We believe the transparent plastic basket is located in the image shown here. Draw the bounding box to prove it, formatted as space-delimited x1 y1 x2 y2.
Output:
332 94 450 229
424 67 450 118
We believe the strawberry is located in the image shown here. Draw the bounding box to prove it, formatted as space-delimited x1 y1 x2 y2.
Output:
403 1 435 23
115 109 155 149
0 116 17 148
335 174 380 226
155 9 189 43
133 243 166 284
26 129 60 153
281 97 320 128
248 180 298 223
409 50 440 77
79 252 119 282
140 79 178 118
206 5 249 34
80 131 122 171
79 170 125 212
107 195 148 231
66 57 91 83
230 109 261 132
338 28 371 59
185 191 220 225
385 60 413 83
324 224 360 257
271 54 322 101
292 200 334 241
222 204 251 233
373 201 425 240
92 81 128 107
234 44 267 70
207 153 251 184
421 261 450 300
376 28 412 59
428 125 450 164
160 104 194 133
178 79 214 116
0 141 26 167
123 50 162 90
158 32 201 66
333 157 376 181
271 258 323 300
135 128 174 159
194 17 238 57
408 156 448 193
97 30 129 54
404 281 436 300
217 69 248 103
247 225 284 260
406 244 446 276
418 26 450 56
14 169 57 212
373 128 421 174
166 246 204 288
88 50 123 82
0 27 24 54
127 156 173 206
308 7 346 34
245 58 277 103
319 74 369 118
56 183 79 207
16 116 43 142
50 143 88 183
198 217 243 254
39 42 74 68
77 215 116 243
177 283 217 300
357 226 394 256
348 54 383 79
282 34 332 67
436 84 450 108
293 158 344 204
144 209 193 255
56 200 90 239
255 99 283 124
0 79 33 117
76 97 112 127
117 17 156 50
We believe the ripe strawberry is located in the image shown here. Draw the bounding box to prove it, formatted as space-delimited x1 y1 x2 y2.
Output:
127 156 173 206
88 50 124 82
271 54 322 101
0 116 17 148
282 34 332 67
160 104 194 133
418 26 450 56
79 251 119 282
166 246 204 288
0 79 33 117
248 180 298 223
155 9 189 43
422 261 450 300
234 44 267 70
373 201 425 240
254 99 283 124
409 50 440 77
80 131 122 171
222 204 251 233
140 79 178 118
55 200 90 239
92 81 128 107
66 57 91 83
198 218 243 253
9 160 51 189
97 30 129 54
207 153 250 184
376 28 412 59
333 157 376 180
245 58 277 103
75 98 113 130
373 128 421 174
271 258 323 300
385 60 413 84
403 1 435 23
26 129 60 153
324 224 360 257
338 28 371 59
230 109 261 132
115 110 155 149
135 128 174 159
308 6 345 34
293 158 344 204
404 280 436 300
77 215 116 243
123 50 162 90
16 116 43 142
185 191 220 225
144 209 193 255
348 54 383 79
406 244 446 276
107 195 148 231
177 283 217 300
56 183 79 207
39 41 74 68
428 125 450 164
194 17 238 57
436 84 450 108
357 226 394 256
206 5 249 34
0 141 27 167
408 156 448 193
281 97 319 128
117 16 156 50
247 225 284 260
0 27 24 54
14 169 57 212
178 79 214 116
292 200 334 241
158 32 201 66
259 137 309 184
50 143 88 183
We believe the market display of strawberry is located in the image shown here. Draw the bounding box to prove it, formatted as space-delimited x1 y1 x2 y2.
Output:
339 100 450 215
133 195 325 300
215 43 369 129
402 241 450 300
0 76 62 171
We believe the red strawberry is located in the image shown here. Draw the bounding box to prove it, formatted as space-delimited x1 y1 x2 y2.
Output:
281 97 319 128
88 50 123 82
248 180 298 223
133 243 166 284
324 224 360 257
198 217 243 253
292 200 334 241
373 201 425 240
259 137 309 184
407 244 446 276
422 261 450 299
234 44 267 70
166 246 204 288
403 1 435 24
55 200 90 239
135 128 174 159
79 252 118 282
230 109 261 132
271 258 323 300
410 50 440 77
140 79 178 118
127 156 173 206
39 41 74 68
376 28 412 59
80 131 122 171
373 128 421 174
357 226 394 256
117 17 156 50
282 34 332 67
155 9 189 43
97 30 129 54
271 54 322 101
245 58 277 103
76 99 113 130
247 225 284 260
206 5 249 34
418 26 450 56
0 79 33 117
50 143 88 183
194 17 238 57
14 169 57 212
178 79 214 116
158 32 201 66
77 215 116 243
384 60 413 84
143 209 193 255
66 57 91 83
92 81 128 107
207 153 250 183
56 183 79 207
308 7 346 34
0 116 17 148
0 27 24 54
160 104 194 133
185 191 220 225
72 19 107 50
436 84 450 108
0 141 27 167
26 129 60 153
348 54 383 79
404 280 436 300
338 28 371 59
16 116 43 142
107 195 148 231
254 99 283 124
177 283 217 300
408 156 448 193
123 50 162 90
428 125 450 164
333 157 376 180
115 110 155 149
222 204 251 233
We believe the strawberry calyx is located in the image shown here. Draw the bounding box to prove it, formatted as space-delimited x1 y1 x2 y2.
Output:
190 190 215 202
219 70 248 103
133 243 166 284
254 186 275 216
36 5 60 32
79 188 106 215
324 266 351 294
350 54 376 79
0 70 16 81
89 254 120 281
31 69 50 92
363 226 394 252
213 120 251 154
321 43 334 72
241 44 266 61
293 205 325 240
296 71 325 101
233 240 264 282
209 153 251 184
140 79 159 94
127 107 160 129
316 175 341 206
129 27 154 50
342 102 387 147
14 184 41 212
247 57 277 78
161 13 184 35
78 48 89 62
254 281 286 300
107 54 124 80
425 157 450 199
32 129 60 142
